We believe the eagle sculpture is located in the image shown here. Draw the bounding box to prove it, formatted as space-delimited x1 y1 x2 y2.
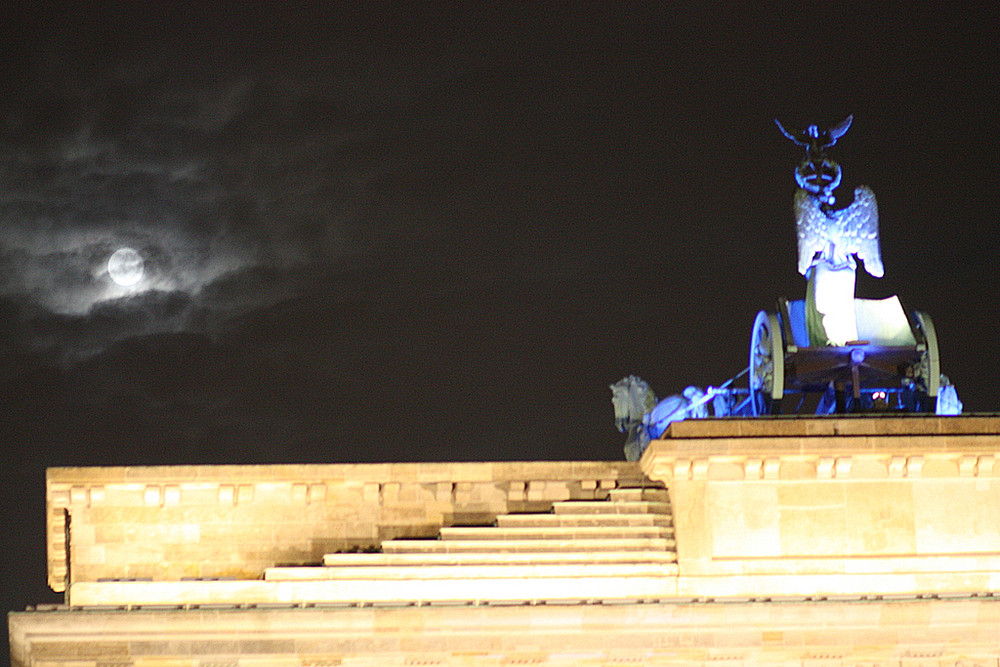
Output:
793 185 883 278
775 115 854 161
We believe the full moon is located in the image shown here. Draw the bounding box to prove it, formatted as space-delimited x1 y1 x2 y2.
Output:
107 247 145 286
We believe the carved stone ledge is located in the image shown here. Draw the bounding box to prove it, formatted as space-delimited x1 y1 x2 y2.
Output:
639 419 1000 595
644 450 1000 484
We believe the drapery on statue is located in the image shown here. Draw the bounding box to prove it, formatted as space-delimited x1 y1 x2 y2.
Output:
776 115 882 345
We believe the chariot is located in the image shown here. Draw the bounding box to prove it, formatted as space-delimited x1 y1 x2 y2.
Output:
749 296 939 415
613 115 956 448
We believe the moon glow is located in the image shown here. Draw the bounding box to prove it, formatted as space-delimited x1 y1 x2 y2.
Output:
108 247 145 286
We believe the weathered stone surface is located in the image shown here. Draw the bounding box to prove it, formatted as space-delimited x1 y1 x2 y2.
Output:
47 461 645 592
18 415 1000 665
642 415 1000 597
12 598 1000 666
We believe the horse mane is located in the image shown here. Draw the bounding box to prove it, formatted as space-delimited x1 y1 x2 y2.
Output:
610 375 656 425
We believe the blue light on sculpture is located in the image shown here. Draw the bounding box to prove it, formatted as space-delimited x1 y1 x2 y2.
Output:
611 117 960 457
610 376 733 461
769 115 958 414
777 116 883 345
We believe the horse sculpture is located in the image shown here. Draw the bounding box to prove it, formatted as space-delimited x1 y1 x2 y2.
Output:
610 376 727 461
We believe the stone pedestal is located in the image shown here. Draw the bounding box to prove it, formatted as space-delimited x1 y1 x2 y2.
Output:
641 415 1000 597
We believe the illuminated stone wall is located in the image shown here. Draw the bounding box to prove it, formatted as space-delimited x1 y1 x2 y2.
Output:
21 416 1000 666
642 415 1000 597
47 461 646 592
12 597 1000 667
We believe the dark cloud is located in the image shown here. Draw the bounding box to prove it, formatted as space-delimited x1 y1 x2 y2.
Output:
0 2 996 393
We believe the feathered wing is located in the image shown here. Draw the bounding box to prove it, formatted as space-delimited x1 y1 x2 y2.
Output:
840 185 882 277
826 115 853 146
794 188 828 275
774 118 802 145
793 186 882 277
775 115 853 149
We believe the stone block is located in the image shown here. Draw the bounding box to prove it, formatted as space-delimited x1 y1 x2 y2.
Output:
923 457 960 477
237 484 254 504
310 483 327 503
70 485 89 506
707 460 744 480
218 484 235 505
844 481 916 555
163 484 181 505
94 522 126 543
49 488 70 506
526 481 546 502
779 459 816 480
381 482 400 503
708 483 780 560
434 481 452 502
777 483 848 557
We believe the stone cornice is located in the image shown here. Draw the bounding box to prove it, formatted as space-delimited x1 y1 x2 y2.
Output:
642 416 1000 483
642 440 1000 483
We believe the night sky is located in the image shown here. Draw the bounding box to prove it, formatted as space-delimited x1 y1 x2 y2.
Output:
2 1 999 641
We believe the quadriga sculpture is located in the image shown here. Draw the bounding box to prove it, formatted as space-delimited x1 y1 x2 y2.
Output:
610 376 728 461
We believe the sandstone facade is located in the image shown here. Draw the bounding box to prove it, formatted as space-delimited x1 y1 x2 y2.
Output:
11 416 1000 666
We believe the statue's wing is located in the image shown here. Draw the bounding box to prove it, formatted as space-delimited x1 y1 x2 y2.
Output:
793 188 828 275
778 115 853 149
775 118 807 146
825 115 853 146
841 185 883 277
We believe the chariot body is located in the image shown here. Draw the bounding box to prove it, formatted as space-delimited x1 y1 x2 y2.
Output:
749 295 939 415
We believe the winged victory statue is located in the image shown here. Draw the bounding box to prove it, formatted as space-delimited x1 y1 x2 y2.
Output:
776 115 882 345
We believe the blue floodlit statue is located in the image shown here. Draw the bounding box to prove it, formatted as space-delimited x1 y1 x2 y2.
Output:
609 117 960 452
775 115 852 205
610 376 731 461
775 116 961 415
776 116 882 346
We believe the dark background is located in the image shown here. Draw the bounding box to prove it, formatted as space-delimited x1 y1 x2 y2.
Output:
2 2 998 656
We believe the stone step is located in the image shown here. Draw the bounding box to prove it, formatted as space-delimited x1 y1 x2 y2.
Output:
496 512 672 528
552 500 671 515
607 487 671 503
322 551 678 567
264 561 680 582
438 525 672 541
381 537 676 554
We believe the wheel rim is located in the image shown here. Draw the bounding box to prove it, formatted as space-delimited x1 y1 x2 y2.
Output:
913 310 940 401
750 311 784 416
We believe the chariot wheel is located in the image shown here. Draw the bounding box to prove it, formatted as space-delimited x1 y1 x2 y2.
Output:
750 310 784 416
912 310 940 409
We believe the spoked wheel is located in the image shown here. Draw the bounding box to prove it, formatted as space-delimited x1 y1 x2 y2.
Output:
912 310 940 410
750 311 785 416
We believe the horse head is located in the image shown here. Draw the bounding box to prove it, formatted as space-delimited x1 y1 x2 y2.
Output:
609 375 656 433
